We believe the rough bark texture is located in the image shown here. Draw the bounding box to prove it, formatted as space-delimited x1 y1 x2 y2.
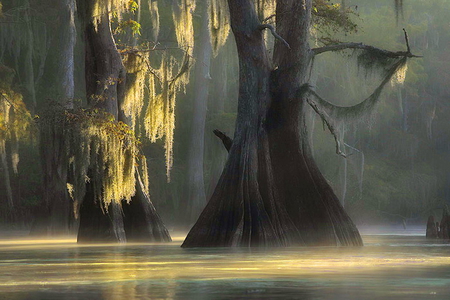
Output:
185 2 212 222
77 2 170 243
182 0 362 247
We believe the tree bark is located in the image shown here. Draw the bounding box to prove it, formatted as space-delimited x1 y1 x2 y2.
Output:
182 0 362 247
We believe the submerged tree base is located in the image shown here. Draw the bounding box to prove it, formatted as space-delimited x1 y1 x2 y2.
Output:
77 180 171 243
181 129 363 248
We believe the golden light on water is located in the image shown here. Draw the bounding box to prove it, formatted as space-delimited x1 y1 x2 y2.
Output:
1 234 450 298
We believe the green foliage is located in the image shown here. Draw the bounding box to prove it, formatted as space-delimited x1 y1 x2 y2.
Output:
114 19 141 36
312 0 359 44
128 0 138 12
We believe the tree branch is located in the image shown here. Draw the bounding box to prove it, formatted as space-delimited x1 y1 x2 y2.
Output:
258 24 291 49
305 96 347 158
301 56 408 158
312 42 421 57
403 28 411 53
213 129 232 153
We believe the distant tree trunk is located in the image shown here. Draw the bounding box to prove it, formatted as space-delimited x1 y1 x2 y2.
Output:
206 43 232 199
0 141 14 212
426 215 437 238
182 0 362 247
77 1 170 243
185 2 212 223
23 0 37 111
441 207 450 240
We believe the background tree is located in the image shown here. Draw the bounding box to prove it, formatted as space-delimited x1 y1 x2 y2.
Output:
184 0 214 223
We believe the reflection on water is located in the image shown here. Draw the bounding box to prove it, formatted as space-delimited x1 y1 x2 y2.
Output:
1 232 449 299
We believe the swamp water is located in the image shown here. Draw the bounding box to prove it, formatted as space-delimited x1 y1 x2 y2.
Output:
0 228 449 299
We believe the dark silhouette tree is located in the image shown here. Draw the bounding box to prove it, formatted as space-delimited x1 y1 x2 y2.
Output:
182 0 417 247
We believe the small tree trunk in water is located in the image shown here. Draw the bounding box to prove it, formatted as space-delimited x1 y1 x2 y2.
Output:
182 0 362 247
426 215 437 238
0 141 14 212
441 207 450 240
185 2 212 223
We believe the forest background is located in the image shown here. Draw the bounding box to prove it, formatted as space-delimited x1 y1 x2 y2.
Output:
0 0 449 233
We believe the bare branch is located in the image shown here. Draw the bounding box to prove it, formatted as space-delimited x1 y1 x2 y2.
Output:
258 24 291 50
403 28 411 53
119 47 189 55
213 129 233 153
305 96 347 158
262 14 275 24
312 42 421 57
301 56 408 158
169 51 191 83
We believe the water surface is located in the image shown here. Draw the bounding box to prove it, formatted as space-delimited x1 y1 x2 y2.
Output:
1 230 449 299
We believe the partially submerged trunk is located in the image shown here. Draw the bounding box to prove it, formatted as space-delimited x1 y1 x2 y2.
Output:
182 0 362 247
0 141 14 212
34 0 76 236
40 122 71 235
122 175 171 242
426 215 438 239
77 2 170 243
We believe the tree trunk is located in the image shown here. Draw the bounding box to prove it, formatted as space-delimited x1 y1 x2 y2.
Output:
34 0 76 236
185 2 212 223
77 172 124 243
122 175 171 242
0 141 14 211
40 123 71 235
23 1 37 111
182 0 362 247
77 3 170 243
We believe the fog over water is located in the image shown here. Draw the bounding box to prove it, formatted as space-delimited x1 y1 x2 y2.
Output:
1 228 449 300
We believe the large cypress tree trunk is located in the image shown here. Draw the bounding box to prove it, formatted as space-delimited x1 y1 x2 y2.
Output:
267 0 361 246
182 0 362 247
77 2 170 243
